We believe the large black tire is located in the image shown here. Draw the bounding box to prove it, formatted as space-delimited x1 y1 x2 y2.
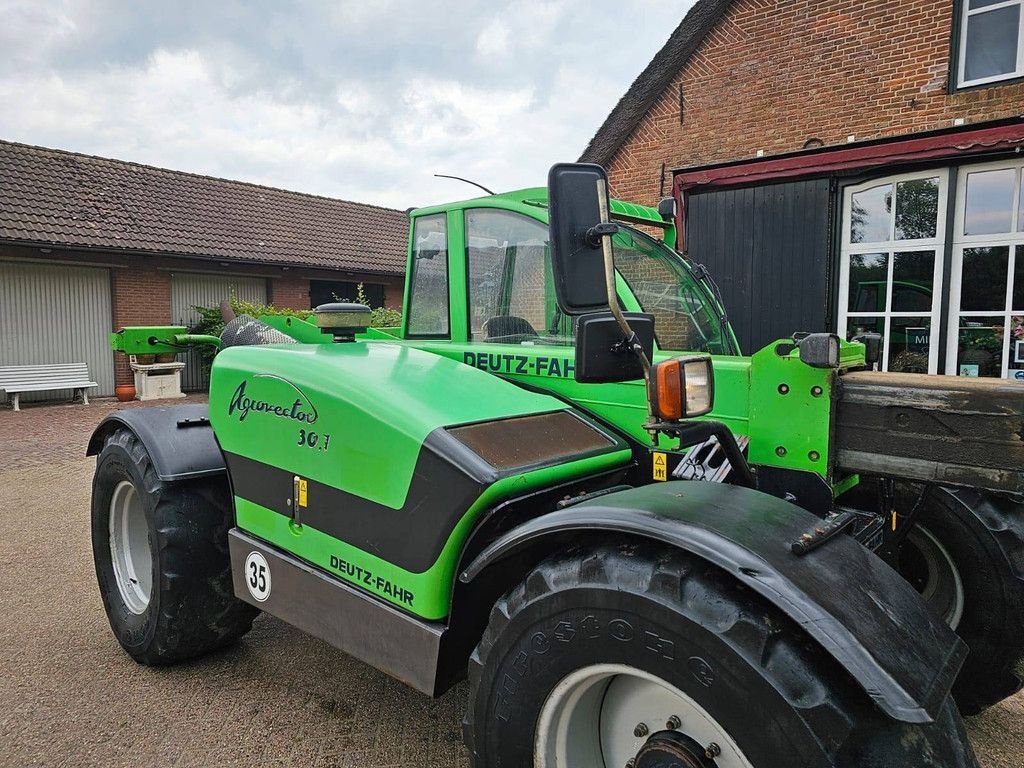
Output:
465 543 977 768
91 427 258 665
898 487 1024 714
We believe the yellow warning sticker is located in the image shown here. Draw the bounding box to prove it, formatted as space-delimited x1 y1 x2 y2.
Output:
653 452 668 482
298 478 308 508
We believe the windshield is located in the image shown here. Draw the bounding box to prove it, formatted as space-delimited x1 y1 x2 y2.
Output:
460 208 735 354
612 225 736 355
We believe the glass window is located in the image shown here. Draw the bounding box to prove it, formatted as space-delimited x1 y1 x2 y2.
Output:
850 184 892 243
1015 246 1024 311
959 0 1024 86
891 252 935 312
405 214 450 336
611 228 734 354
964 168 1017 235
889 317 933 374
956 315 1006 378
961 246 1010 311
848 253 889 312
895 178 940 240
465 209 567 344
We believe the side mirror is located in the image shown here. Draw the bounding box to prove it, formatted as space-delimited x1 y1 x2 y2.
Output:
574 312 655 383
797 333 841 369
547 162 616 315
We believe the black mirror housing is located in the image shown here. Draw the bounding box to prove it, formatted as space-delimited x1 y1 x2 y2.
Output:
548 163 614 316
574 312 655 383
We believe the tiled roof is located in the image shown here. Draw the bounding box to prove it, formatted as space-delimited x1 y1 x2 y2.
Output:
580 0 734 167
0 140 408 275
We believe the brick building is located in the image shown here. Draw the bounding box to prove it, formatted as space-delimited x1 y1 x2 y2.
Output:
0 140 407 400
582 0 1024 382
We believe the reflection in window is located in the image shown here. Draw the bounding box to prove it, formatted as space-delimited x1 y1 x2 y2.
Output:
964 169 1016 235
849 253 888 311
895 178 940 240
850 184 891 243
891 252 934 312
957 315 1005 378
961 247 1010 311
1015 246 1024 311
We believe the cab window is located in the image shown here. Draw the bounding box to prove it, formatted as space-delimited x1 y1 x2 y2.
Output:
466 209 572 345
406 214 450 337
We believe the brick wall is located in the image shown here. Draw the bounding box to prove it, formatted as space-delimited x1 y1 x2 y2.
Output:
110 265 172 385
607 0 1024 207
269 276 310 310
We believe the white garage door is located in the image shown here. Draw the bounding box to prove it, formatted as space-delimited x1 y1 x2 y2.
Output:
171 272 267 391
0 260 115 402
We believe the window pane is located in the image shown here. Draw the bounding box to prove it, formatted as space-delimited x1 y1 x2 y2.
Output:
895 177 939 240
1015 246 1024 311
465 209 556 343
969 0 1010 7
1019 174 1024 232
963 5 1021 82
848 253 889 312
846 317 885 369
889 317 932 373
964 168 1016 235
961 246 1009 311
892 251 935 311
956 316 1006 378
406 214 449 335
850 184 891 243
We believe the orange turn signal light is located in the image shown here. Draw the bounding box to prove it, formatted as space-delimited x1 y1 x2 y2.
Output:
648 356 714 421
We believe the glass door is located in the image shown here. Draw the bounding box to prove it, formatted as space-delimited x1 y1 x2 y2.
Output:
947 159 1024 380
839 171 947 373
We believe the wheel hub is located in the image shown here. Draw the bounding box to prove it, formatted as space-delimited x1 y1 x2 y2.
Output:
635 731 718 768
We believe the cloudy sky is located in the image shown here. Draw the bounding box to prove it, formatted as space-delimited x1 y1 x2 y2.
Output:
0 1 693 209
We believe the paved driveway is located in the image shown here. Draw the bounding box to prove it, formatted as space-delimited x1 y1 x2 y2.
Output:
0 398 1020 767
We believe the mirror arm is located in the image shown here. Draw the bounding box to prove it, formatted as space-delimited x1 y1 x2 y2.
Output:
595 179 656 432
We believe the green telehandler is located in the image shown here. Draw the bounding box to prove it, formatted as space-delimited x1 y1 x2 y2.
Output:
88 163 1024 768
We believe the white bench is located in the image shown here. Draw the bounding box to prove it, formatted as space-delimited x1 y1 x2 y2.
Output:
0 363 98 411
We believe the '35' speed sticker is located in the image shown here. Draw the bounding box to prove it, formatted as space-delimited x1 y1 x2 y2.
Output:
244 551 272 602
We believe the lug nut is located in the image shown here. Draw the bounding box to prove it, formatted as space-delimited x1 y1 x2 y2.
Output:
625 760 636 768
633 722 649 738
666 715 681 730
778 383 790 395
811 385 824 397
775 446 787 457
705 742 722 758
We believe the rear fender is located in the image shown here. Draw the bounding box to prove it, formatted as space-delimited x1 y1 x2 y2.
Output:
86 404 225 481
460 480 966 724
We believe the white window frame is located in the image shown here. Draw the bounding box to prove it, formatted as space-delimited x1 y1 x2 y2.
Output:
946 157 1024 377
957 0 1024 88
838 170 948 374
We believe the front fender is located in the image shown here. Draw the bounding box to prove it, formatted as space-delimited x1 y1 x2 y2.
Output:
86 404 225 481
461 480 966 724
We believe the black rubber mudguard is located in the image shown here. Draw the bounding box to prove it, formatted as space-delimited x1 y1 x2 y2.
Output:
461 480 967 724
86 404 226 481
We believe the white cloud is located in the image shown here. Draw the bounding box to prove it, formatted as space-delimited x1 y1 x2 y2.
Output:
0 0 696 209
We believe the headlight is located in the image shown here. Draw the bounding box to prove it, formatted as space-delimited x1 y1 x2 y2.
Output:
648 355 715 421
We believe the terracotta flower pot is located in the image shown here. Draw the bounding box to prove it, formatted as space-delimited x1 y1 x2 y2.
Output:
115 384 136 402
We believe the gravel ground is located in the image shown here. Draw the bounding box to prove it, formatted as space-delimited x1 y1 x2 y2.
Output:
0 398 1021 767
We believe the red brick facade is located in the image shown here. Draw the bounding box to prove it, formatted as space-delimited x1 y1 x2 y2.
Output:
607 0 1024 207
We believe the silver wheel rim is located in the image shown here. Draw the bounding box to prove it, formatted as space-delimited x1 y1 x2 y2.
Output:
108 480 153 614
534 663 754 768
904 525 965 629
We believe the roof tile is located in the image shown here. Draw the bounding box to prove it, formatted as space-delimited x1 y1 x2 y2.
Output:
0 140 407 274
